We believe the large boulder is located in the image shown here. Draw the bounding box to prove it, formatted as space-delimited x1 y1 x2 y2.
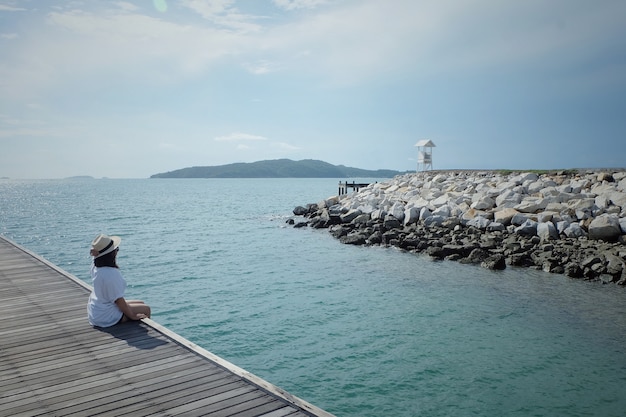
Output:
537 222 559 240
588 214 622 241
419 207 432 220
390 202 405 222
383 215 402 230
494 208 519 226
515 219 538 236
511 213 530 226
481 254 507 270
515 198 548 213
563 223 586 238
607 191 626 210
423 215 446 228
495 189 522 208
404 206 421 225
486 222 506 232
432 204 452 218
471 195 496 210
466 216 491 230
340 209 362 224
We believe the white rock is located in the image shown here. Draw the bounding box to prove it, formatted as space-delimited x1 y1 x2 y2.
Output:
423 215 445 227
537 222 559 240
588 214 622 241
608 191 626 209
515 219 538 236
558 184 573 193
390 202 405 222
432 204 451 218
511 213 530 226
514 198 548 213
432 194 450 207
564 223 586 238
471 196 496 210
487 222 506 232
467 216 491 229
495 189 522 208
556 220 570 234
494 208 519 226
567 198 596 210
537 212 554 222
404 207 420 225
527 180 545 194
372 209 387 220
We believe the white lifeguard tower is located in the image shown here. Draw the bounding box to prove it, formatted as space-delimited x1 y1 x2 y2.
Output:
415 139 436 172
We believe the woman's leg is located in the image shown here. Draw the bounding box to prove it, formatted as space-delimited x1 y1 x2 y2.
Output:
120 300 152 322
129 301 151 318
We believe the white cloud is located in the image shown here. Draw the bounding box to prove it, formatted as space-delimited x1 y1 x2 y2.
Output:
271 141 300 151
214 132 268 141
181 0 235 18
0 4 27 12
257 0 626 85
4 0 624 102
244 59 281 74
114 2 139 12
180 0 262 32
273 0 329 11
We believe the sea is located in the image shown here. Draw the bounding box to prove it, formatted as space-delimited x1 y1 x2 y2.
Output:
1 178 625 417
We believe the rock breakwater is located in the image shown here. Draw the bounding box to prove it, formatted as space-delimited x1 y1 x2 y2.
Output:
292 170 626 285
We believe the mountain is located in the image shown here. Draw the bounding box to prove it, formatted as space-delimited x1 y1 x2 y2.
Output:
150 159 404 178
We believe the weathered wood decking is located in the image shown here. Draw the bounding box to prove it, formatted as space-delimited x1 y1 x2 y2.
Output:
0 235 335 417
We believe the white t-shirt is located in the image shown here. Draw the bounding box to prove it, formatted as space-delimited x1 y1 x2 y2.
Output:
87 265 126 327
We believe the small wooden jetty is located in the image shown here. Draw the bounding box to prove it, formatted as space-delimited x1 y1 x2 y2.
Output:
338 181 371 196
0 235 335 417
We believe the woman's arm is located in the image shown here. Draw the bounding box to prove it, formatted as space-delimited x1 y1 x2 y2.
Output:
114 297 147 320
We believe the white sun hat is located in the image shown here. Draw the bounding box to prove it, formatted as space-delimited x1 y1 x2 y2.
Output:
91 234 121 258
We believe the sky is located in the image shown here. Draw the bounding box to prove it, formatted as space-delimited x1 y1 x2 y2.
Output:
1 0 625 179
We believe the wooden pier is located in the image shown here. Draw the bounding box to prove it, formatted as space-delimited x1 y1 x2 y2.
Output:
0 235 335 417
338 181 371 196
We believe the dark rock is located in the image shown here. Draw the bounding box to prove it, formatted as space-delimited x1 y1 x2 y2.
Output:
340 209 362 224
426 246 447 259
340 233 367 245
605 254 624 275
293 221 308 228
461 248 490 264
329 225 351 238
383 215 402 230
481 254 506 270
352 213 371 225
368 231 383 245
564 262 584 278
599 274 616 284
508 253 535 267
293 206 308 216
382 230 400 244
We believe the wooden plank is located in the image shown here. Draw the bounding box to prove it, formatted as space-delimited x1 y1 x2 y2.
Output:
0 235 335 417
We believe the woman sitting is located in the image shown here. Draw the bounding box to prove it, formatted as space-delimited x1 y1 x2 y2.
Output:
87 234 151 327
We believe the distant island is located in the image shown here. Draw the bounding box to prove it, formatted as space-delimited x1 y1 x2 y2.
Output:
65 176 95 180
150 159 406 179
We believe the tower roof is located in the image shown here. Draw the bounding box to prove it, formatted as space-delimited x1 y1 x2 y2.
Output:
415 139 436 147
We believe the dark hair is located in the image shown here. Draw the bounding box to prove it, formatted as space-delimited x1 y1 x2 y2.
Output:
94 249 119 268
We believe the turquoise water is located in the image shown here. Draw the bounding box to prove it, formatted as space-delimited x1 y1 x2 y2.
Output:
1 178 625 417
